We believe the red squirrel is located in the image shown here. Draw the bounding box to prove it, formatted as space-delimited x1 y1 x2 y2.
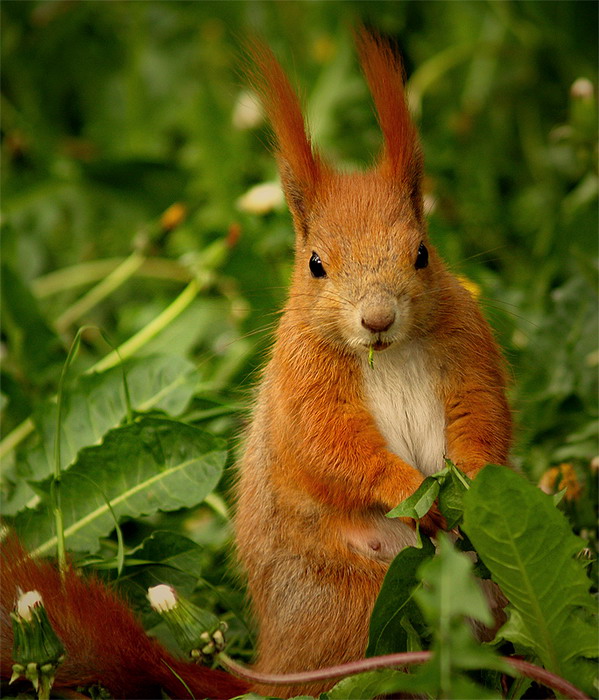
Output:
0 537 248 699
234 29 512 697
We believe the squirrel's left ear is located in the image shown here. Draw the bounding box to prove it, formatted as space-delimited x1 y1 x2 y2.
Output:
246 41 328 240
355 28 424 222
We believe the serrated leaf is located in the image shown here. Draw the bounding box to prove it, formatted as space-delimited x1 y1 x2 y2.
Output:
366 536 434 657
439 673 498 700
387 477 439 519
3 355 198 514
14 417 225 555
462 464 598 693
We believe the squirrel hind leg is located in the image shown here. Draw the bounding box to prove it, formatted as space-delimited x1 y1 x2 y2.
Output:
249 556 386 697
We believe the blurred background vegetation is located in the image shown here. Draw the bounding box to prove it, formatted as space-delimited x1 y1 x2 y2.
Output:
1 0 597 646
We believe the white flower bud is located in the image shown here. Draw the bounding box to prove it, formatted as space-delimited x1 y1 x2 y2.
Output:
16 591 42 622
232 90 264 130
237 182 284 215
570 77 593 100
147 584 178 613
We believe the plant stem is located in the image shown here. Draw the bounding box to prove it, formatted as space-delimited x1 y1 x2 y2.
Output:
218 652 590 699
53 492 66 578
0 417 34 463
33 258 192 298
218 651 431 686
90 277 200 374
0 278 201 462
53 329 85 577
55 252 145 333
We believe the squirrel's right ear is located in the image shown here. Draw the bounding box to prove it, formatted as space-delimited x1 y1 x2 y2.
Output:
246 41 325 238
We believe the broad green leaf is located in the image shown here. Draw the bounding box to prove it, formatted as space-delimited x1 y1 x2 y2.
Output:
117 530 205 611
399 614 423 652
366 536 434 657
130 530 204 581
2 355 197 514
387 477 439 519
327 669 417 700
14 417 225 555
462 464 598 694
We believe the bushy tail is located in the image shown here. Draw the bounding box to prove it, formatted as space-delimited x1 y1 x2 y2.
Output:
0 537 247 699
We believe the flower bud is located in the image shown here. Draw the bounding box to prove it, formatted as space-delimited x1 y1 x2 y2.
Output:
232 90 263 130
237 182 284 215
148 584 177 613
16 590 43 622
148 584 228 663
160 202 188 232
11 590 65 699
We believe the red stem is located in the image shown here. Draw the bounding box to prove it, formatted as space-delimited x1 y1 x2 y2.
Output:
220 651 589 699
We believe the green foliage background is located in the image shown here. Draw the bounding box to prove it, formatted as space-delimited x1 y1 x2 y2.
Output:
1 0 597 689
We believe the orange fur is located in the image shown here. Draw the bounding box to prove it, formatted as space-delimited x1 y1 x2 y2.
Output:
236 28 511 698
355 29 420 186
246 40 329 238
0 538 247 699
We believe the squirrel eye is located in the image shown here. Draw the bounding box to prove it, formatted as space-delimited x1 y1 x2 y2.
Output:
415 242 429 270
309 252 327 278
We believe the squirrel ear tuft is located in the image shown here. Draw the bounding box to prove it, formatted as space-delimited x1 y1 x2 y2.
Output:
245 40 326 237
355 27 424 219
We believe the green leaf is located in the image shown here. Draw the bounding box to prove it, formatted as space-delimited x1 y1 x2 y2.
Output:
118 531 205 606
14 417 226 555
3 355 198 514
416 533 494 630
386 477 439 519
326 669 417 700
438 462 471 528
412 535 506 698
131 530 204 580
366 536 434 657
462 464 598 694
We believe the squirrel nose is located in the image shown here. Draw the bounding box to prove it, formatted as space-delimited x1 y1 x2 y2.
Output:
361 307 396 333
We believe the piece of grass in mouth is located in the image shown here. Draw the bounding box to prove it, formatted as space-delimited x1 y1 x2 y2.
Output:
368 344 375 369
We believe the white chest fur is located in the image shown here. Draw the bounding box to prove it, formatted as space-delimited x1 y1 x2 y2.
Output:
362 342 446 476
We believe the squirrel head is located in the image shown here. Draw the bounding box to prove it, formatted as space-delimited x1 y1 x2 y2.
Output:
249 29 442 354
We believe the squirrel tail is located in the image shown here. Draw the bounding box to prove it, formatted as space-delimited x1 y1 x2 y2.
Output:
0 537 248 699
